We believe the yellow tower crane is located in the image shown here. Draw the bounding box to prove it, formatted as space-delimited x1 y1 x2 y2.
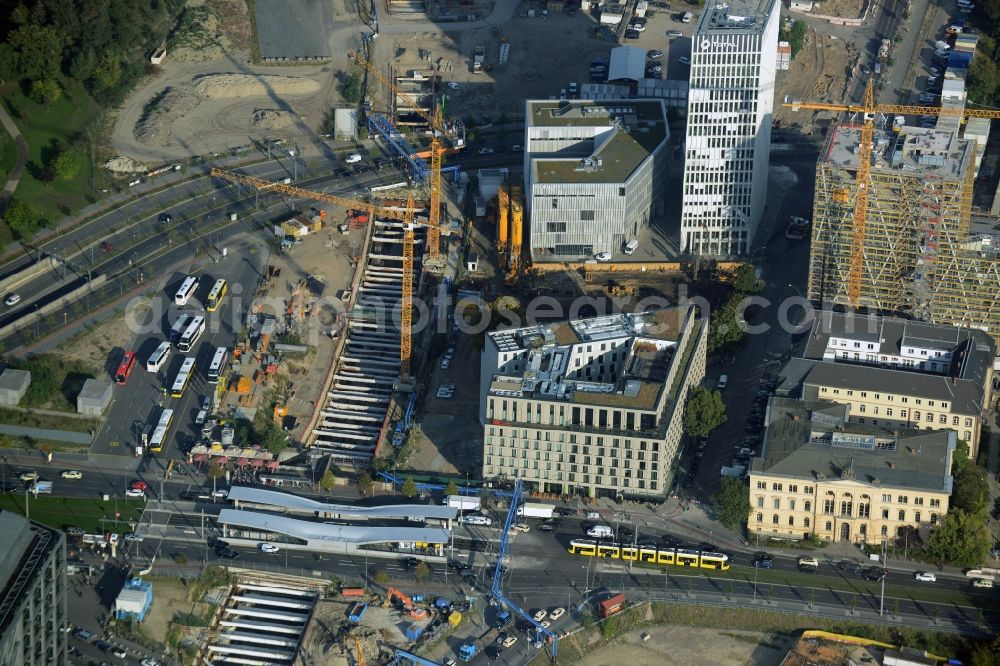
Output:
210 168 422 379
784 79 1000 305
497 184 510 266
351 53 464 261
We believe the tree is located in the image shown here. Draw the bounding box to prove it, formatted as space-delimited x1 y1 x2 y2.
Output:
444 480 459 497
207 463 226 480
708 294 746 352
319 469 336 491
970 634 1000 666
401 476 418 498
337 71 363 104
968 55 1000 104
732 264 761 293
3 198 42 239
52 148 82 181
682 387 727 436
413 561 430 581
927 509 992 566
953 440 971 474
952 464 989 516
29 78 61 104
7 25 63 81
711 477 750 530
373 569 389 584
258 422 287 455
357 472 374 497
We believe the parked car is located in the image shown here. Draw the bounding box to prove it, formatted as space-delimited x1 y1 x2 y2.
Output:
624 29 641 39
666 29 683 38
595 252 612 261
679 56 691 65
647 49 664 59
447 82 460 90
549 607 566 620
502 635 518 648
512 523 530 533
532 609 547 622
345 153 362 164
538 523 555 531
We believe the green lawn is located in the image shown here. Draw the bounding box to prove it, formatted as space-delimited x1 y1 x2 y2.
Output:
0 77 100 232
0 493 145 534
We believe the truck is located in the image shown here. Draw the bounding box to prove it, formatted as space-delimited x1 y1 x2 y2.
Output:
785 216 810 240
517 502 554 519
878 39 891 61
31 481 53 495
597 593 626 618
445 495 481 511
473 46 485 74
634 0 649 17
459 641 479 661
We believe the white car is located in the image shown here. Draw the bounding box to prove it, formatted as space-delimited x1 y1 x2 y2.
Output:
512 523 530 533
4 293 21 307
141 659 160 666
345 153 362 164
502 635 518 648
19 471 38 482
109 534 119 545
679 56 691 65
549 607 566 620
447 82 460 90
125 488 145 499
594 252 612 261
123 533 144 542
259 543 280 553
914 571 937 582
541 620 552 629
666 29 683 38
478 147 494 155
532 609 547 622
212 489 228 499
61 470 83 480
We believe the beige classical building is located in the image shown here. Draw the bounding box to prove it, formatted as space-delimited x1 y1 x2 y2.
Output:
479 306 707 499
778 312 995 460
749 399 954 545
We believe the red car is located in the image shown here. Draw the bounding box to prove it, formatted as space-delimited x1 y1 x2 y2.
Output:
130 481 148 491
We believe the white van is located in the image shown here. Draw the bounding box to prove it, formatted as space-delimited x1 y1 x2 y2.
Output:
460 514 493 526
587 525 613 538
972 578 993 588
624 239 639 255
717 374 728 390
682 11 692 22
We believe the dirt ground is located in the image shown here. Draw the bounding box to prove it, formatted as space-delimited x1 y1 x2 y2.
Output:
58 296 152 370
773 28 858 133
306 598 429 665
579 626 794 666
140 577 193 644
806 0 865 18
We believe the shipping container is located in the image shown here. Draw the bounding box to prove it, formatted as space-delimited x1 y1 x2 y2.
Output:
598 593 626 618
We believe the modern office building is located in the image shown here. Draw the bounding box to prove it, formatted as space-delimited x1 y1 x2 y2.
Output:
680 0 781 257
749 398 955 545
0 512 67 666
480 306 707 498
778 311 995 460
523 99 670 261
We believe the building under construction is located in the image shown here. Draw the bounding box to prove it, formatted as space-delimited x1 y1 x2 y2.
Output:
808 122 1000 337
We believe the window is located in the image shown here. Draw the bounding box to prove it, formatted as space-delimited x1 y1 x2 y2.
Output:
789 499 796 511
788 516 794 526
580 210 595 221
772 514 779 525
930 513 938 524
881 525 888 536
757 496 764 508
898 496 908 504
773 498 780 509
886 408 893 417
914 497 924 506
952 416 959 426
804 486 813 494
551 198 558 209
840 501 852 517
756 480 766 490
825 521 832 531
930 498 941 508
789 484 798 493
804 501 811 512
882 509 889 519
926 412 933 422
965 417 973 427
858 503 870 518
859 405 866 413
939 414 947 424
823 499 835 515
914 510 921 522
756 513 763 523
772 483 782 491
898 509 906 521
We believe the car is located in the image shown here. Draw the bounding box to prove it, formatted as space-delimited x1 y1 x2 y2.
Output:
158 213 173 224
495 632 509 645
123 533 144 542
478 147 495 155
860 64 870 75
797 556 819 571
462 573 477 585
540 620 551 628
512 523 530 533
130 480 148 491
259 543 280 554
914 571 937 582
448 560 472 571
141 659 160 666
440 358 451 370
66 526 85 536
212 489 228 499
538 523 555 532
125 488 145 499
502 635 518 648
666 29 683 38
753 557 773 569
403 557 422 568
629 23 646 31
874 62 882 74
862 567 887 582
194 409 208 426
549 607 566 620
556 507 576 516
217 548 239 559
95 639 113 651
345 153 363 164
112 648 127 658
532 609 547 622
19 471 38 482
679 56 691 65
485 646 502 661
4 293 22 307
447 82 460 90
60 469 84 480
459 514 492 526
75 628 97 641
595 252 612 261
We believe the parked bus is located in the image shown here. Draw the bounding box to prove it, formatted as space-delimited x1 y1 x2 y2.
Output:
168 314 194 343
206 278 228 312
170 357 196 398
114 352 137 385
206 346 228 383
174 276 199 306
145 341 171 373
567 539 731 571
148 407 174 453
177 315 206 353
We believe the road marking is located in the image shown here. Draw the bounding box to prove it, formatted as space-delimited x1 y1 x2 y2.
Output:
108 440 120 448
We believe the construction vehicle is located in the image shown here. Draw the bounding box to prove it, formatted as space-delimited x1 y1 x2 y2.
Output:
349 602 369 622
210 169 421 379
494 182 525 285
784 80 1000 305
877 38 890 61
384 587 428 620
607 280 636 296
473 46 486 73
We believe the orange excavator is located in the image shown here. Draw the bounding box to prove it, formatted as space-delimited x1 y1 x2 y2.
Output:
384 587 428 620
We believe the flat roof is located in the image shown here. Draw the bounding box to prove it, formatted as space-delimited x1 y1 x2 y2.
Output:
217 509 451 545
698 0 777 34
822 123 976 179
527 99 667 185
225 486 459 520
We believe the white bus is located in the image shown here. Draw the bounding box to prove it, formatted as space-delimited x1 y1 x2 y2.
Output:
177 315 206 353
206 346 228 384
170 357 196 398
168 314 194 343
174 276 200 306
145 341 171 373
149 407 174 453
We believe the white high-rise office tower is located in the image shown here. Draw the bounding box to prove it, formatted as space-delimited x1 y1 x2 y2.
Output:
680 0 781 257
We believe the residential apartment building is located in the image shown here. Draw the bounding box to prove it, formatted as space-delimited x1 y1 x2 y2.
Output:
479 306 707 498
0 511 67 666
781 312 995 460
680 0 781 257
749 398 954 545
523 99 669 261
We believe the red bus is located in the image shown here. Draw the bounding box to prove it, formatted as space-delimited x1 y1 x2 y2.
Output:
115 352 137 385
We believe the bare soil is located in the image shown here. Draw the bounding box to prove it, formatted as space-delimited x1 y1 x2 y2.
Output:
809 0 865 18
580 626 791 666
58 297 151 370
140 577 194 643
774 29 857 133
